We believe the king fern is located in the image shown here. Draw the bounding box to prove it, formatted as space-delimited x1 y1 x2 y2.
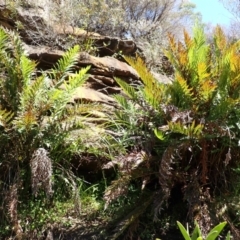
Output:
0 27 112 238
109 24 240 238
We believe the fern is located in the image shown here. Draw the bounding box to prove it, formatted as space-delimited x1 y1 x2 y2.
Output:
124 55 167 109
168 121 204 139
0 27 107 238
53 45 81 88
115 77 138 100
112 24 240 239
0 109 14 127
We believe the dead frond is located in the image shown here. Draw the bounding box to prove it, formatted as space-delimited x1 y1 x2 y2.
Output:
7 183 23 239
30 148 53 197
159 146 175 196
104 175 130 209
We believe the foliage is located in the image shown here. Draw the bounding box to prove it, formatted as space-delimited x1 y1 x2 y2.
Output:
177 221 231 240
219 0 240 40
6 0 200 69
0 26 117 238
106 24 240 238
72 0 199 69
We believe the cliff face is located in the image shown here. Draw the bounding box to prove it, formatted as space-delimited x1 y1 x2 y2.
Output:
0 2 172 105
0 2 172 178
0 2 141 103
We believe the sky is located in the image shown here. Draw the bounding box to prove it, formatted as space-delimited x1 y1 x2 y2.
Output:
191 0 233 26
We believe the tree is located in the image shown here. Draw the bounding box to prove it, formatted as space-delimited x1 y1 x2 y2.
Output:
219 0 240 20
54 0 199 68
6 0 200 69
219 0 240 39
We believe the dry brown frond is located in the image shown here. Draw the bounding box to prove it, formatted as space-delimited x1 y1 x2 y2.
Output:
194 188 212 237
104 175 130 209
30 148 53 197
154 146 176 220
7 183 23 239
159 146 175 196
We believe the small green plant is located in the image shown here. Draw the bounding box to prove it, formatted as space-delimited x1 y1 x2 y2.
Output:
177 221 231 240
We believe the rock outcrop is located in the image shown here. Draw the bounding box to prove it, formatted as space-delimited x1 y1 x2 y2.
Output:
0 2 172 107
0 3 170 176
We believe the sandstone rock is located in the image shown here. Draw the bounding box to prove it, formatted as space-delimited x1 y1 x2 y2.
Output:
71 87 116 105
78 52 139 79
93 36 137 56
24 44 139 90
54 25 137 56
23 44 63 68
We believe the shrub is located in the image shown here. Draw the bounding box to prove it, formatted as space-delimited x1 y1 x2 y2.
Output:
0 26 113 238
106 24 240 238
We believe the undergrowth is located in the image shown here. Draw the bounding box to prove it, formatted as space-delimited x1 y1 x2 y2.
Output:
1 13 240 240
105 24 240 239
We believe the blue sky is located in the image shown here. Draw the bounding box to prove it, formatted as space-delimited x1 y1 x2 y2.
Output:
191 0 233 26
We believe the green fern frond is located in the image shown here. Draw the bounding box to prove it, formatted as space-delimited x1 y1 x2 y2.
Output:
168 121 203 138
20 55 37 87
114 94 130 110
0 28 9 55
64 66 90 91
53 45 81 87
192 23 207 54
20 75 45 110
115 77 138 100
0 109 14 127
124 55 166 109
176 74 194 98
197 62 210 80
51 66 89 106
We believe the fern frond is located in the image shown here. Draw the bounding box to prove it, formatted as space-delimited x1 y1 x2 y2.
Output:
184 29 193 50
64 66 90 91
197 61 215 103
214 25 227 53
178 42 188 67
192 24 206 52
13 108 38 131
176 74 194 98
20 55 37 87
0 109 14 127
199 79 216 102
197 62 210 80
168 33 178 53
104 175 131 209
0 28 26 111
168 120 203 138
53 45 80 87
20 75 45 111
0 28 9 53
115 77 138 99
114 94 130 110
49 66 90 119
124 55 166 108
